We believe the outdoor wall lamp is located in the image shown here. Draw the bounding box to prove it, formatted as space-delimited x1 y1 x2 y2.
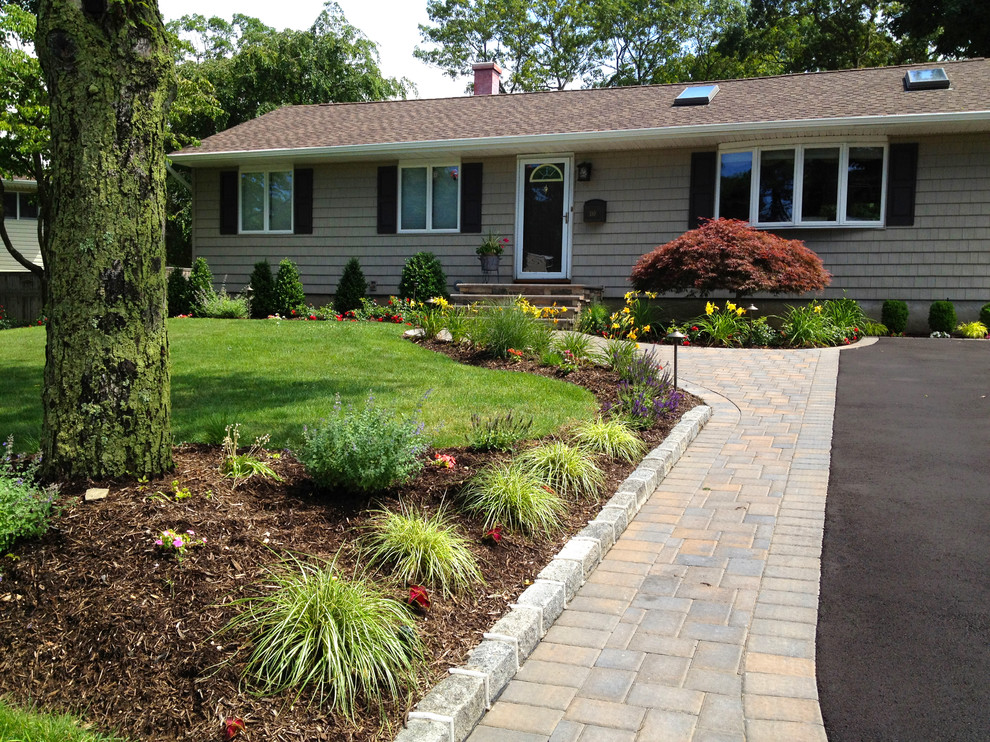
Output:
576 162 592 181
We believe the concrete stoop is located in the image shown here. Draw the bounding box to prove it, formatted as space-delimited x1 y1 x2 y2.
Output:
393 405 713 742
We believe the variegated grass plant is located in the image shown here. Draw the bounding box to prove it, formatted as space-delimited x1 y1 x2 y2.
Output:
220 553 423 719
460 462 566 536
516 441 605 500
570 417 646 463
361 505 483 596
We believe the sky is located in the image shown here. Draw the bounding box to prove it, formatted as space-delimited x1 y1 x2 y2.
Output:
156 0 467 100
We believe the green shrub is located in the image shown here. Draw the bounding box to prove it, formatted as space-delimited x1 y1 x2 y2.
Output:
221 553 423 718
516 442 605 500
468 411 533 452
398 252 449 302
248 260 277 318
553 332 593 363
597 338 638 370
577 301 610 336
745 316 778 346
860 321 889 337
570 417 646 463
471 302 553 358
0 438 59 553
196 287 250 319
166 268 192 316
187 257 213 316
928 300 957 334
980 303 990 328
821 297 868 330
955 321 988 338
361 506 482 596
299 394 429 494
460 462 566 535
275 259 307 316
335 257 368 315
881 300 909 334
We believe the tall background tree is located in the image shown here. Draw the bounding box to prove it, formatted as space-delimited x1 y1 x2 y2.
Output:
36 0 174 478
416 0 935 90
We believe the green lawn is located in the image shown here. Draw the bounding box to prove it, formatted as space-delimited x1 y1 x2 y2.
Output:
0 320 597 453
0 698 127 742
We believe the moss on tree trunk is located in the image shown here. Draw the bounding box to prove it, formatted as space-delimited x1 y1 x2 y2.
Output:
37 0 174 479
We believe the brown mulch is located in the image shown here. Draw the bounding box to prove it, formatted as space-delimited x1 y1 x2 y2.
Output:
0 339 699 742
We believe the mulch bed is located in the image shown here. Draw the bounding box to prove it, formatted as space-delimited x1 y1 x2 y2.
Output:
0 338 698 742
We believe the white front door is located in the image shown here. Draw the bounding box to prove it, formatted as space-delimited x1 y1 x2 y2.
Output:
515 156 572 280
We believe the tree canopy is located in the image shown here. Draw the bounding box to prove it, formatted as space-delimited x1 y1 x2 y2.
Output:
417 0 937 91
629 218 831 298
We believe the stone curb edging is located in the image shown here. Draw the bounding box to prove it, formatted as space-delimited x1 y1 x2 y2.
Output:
394 404 714 742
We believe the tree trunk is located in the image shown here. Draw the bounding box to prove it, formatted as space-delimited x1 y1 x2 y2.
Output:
36 0 173 479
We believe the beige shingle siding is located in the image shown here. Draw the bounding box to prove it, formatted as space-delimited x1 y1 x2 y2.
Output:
0 218 42 272
805 134 990 303
191 134 989 305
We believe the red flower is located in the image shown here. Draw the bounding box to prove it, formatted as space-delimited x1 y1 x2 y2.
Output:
223 718 246 740
691 325 699 331
408 585 431 610
309 314 317 320
483 526 503 545
682 339 690 346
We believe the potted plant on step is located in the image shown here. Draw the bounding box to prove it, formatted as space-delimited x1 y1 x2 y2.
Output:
477 230 508 278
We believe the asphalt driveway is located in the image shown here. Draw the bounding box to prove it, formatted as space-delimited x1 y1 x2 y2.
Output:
817 338 990 741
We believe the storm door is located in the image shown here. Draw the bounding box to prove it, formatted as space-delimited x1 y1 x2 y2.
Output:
515 157 572 279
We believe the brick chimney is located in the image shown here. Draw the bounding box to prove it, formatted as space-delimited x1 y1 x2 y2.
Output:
472 62 502 96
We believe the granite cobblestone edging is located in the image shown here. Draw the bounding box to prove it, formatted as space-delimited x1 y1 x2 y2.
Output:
394 405 713 742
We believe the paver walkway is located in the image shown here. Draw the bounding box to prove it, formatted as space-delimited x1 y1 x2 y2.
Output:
467 344 846 742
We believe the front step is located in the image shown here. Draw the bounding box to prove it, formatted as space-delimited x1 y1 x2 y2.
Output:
451 283 603 330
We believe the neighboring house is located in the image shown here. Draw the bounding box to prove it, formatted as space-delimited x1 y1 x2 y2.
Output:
170 59 990 324
0 178 44 321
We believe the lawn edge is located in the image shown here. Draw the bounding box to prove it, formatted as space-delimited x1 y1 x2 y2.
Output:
394 404 714 742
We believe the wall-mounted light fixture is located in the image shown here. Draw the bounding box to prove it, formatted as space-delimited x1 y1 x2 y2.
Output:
576 162 592 181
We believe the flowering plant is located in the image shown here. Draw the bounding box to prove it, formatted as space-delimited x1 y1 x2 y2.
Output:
155 528 205 562
430 453 457 469
506 348 525 361
482 525 503 546
477 230 509 256
693 301 749 346
407 584 431 611
608 291 659 341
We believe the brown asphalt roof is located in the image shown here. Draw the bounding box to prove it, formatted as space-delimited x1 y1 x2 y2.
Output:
173 59 990 157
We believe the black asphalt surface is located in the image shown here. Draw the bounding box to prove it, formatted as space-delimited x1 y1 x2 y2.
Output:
817 338 990 741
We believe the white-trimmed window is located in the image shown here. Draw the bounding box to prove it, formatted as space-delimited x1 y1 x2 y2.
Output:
2 191 38 220
398 163 460 232
240 170 293 233
716 143 887 227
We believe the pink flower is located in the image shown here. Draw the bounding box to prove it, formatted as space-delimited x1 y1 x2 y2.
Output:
155 539 163 546
172 538 184 548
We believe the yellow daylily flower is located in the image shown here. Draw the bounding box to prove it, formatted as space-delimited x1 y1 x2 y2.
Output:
706 301 716 315
612 322 621 329
726 301 736 312
814 305 823 314
643 324 651 332
622 307 631 314
736 307 745 316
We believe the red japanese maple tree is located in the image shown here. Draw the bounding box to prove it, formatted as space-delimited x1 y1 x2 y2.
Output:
630 218 831 298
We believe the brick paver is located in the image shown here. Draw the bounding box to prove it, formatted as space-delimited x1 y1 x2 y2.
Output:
468 345 843 741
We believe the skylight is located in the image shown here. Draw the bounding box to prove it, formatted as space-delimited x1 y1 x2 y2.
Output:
674 84 719 106
904 68 950 91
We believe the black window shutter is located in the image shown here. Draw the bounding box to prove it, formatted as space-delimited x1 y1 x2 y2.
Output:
377 165 398 234
460 162 483 233
886 143 918 227
688 152 717 229
293 168 313 234
219 170 238 235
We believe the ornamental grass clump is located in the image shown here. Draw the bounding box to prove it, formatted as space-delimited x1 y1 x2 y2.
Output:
361 505 482 596
299 394 429 494
471 301 553 358
0 437 58 553
597 338 638 371
570 417 646 463
516 441 605 500
460 462 566 536
955 321 988 338
220 553 423 719
220 424 283 489
468 411 533 452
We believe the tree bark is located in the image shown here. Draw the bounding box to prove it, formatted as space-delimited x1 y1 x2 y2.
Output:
36 0 174 479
